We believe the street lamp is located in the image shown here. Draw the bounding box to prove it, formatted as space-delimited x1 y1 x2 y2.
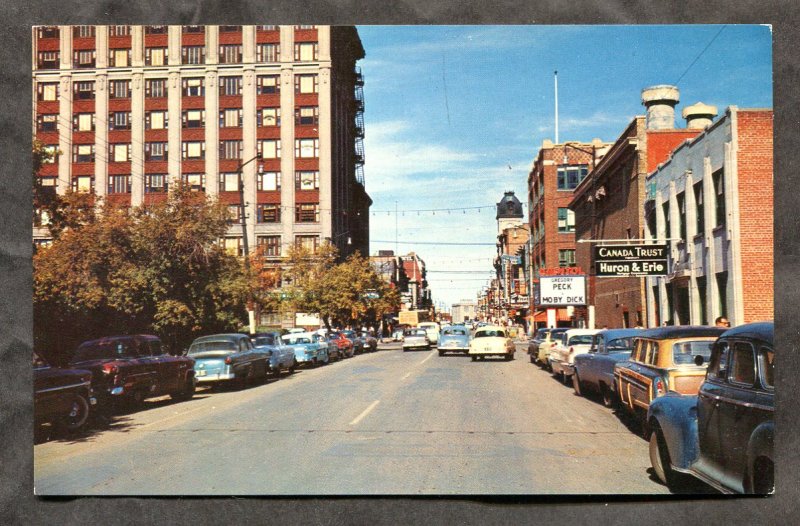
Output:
562 142 597 169
237 154 263 335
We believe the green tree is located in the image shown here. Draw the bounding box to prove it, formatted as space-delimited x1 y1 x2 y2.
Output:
33 184 250 360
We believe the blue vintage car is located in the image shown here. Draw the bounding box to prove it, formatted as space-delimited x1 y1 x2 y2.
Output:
437 325 470 356
252 331 297 377
189 333 270 387
282 332 329 367
647 322 774 494
571 328 642 406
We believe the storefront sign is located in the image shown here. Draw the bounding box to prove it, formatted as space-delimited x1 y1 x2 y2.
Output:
538 276 586 306
593 244 669 277
539 266 584 276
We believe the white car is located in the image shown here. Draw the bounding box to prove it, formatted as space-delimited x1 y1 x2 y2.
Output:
468 325 516 361
549 328 601 382
418 322 440 344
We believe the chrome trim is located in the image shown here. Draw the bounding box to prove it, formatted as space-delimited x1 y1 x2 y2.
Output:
714 393 774 412
35 380 91 394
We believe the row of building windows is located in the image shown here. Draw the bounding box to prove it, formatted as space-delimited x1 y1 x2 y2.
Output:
222 233 320 258
43 138 322 163
38 170 320 193
36 43 319 69
657 168 726 242
36 25 314 40
38 107 318 132
35 74 318 102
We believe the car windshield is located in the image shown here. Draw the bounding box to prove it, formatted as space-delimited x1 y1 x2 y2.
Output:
343 331 356 338
607 337 634 351
255 334 276 345
568 334 594 346
72 339 138 361
443 329 466 336
189 340 237 354
475 330 505 338
535 329 550 339
673 340 714 365
405 329 426 336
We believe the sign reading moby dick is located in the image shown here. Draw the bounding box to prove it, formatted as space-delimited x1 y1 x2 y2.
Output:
593 244 669 277
539 276 586 306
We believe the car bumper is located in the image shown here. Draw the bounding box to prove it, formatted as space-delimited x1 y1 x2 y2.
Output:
438 346 469 352
561 363 576 376
403 343 429 349
468 350 511 356
195 372 236 383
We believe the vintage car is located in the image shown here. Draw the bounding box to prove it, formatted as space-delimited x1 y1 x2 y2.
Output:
282 332 328 367
534 328 569 368
468 325 516 361
328 331 354 358
572 328 642 406
69 334 196 407
34 351 96 433
342 330 365 354
549 328 601 382
189 333 270 387
253 331 297 376
613 326 726 419
402 327 431 351
648 322 774 494
418 322 441 344
527 328 553 364
437 325 470 356
360 332 378 352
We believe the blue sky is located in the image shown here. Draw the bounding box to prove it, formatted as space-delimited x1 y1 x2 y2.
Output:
356 25 773 309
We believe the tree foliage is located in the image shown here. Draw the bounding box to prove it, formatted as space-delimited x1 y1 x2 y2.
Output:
33 184 250 361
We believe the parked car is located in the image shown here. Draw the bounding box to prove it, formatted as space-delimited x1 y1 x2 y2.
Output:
402 328 430 351
613 326 726 419
647 322 774 494
534 328 569 368
527 328 553 364
437 325 471 356
34 351 96 433
342 330 365 354
361 332 378 352
253 331 297 377
282 332 328 368
189 333 270 387
571 328 642 406
468 325 515 361
549 328 601 382
70 334 196 407
328 331 354 358
418 322 440 344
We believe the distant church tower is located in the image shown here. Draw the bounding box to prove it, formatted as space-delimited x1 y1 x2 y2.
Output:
496 191 524 234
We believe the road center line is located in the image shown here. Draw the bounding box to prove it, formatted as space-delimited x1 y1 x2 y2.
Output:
419 352 435 365
401 372 411 380
349 400 380 426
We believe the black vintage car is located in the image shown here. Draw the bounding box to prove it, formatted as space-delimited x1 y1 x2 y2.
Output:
34 351 95 433
69 335 196 408
648 322 774 493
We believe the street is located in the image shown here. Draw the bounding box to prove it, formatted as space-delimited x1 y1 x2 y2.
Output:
35 342 669 495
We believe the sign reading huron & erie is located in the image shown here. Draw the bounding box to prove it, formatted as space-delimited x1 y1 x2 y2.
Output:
593 244 669 277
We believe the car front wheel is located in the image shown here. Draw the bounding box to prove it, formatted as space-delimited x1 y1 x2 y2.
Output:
56 393 90 433
170 377 196 402
649 426 678 488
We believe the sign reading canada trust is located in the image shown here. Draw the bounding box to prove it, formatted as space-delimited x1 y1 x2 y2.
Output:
593 244 669 277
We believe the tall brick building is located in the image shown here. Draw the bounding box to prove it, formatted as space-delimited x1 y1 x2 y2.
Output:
32 25 370 258
527 139 611 327
569 86 701 328
644 106 773 326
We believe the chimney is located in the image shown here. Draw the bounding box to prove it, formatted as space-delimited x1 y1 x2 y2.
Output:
641 85 680 130
682 102 718 129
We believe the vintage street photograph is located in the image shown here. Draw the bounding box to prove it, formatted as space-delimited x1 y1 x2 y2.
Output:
32 24 773 495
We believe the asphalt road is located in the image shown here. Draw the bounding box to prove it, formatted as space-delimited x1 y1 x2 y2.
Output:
34 342 670 495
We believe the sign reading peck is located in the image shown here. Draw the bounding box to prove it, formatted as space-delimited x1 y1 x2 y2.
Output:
538 276 586 306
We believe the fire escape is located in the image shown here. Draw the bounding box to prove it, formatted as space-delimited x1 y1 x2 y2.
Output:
354 67 365 186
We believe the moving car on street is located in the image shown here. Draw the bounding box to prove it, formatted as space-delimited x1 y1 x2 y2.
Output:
189 333 270 388
437 325 470 356
647 322 774 494
70 334 196 408
402 328 431 351
548 328 601 383
613 326 726 419
468 325 515 361
571 328 641 406
418 322 440 345
35 351 96 434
